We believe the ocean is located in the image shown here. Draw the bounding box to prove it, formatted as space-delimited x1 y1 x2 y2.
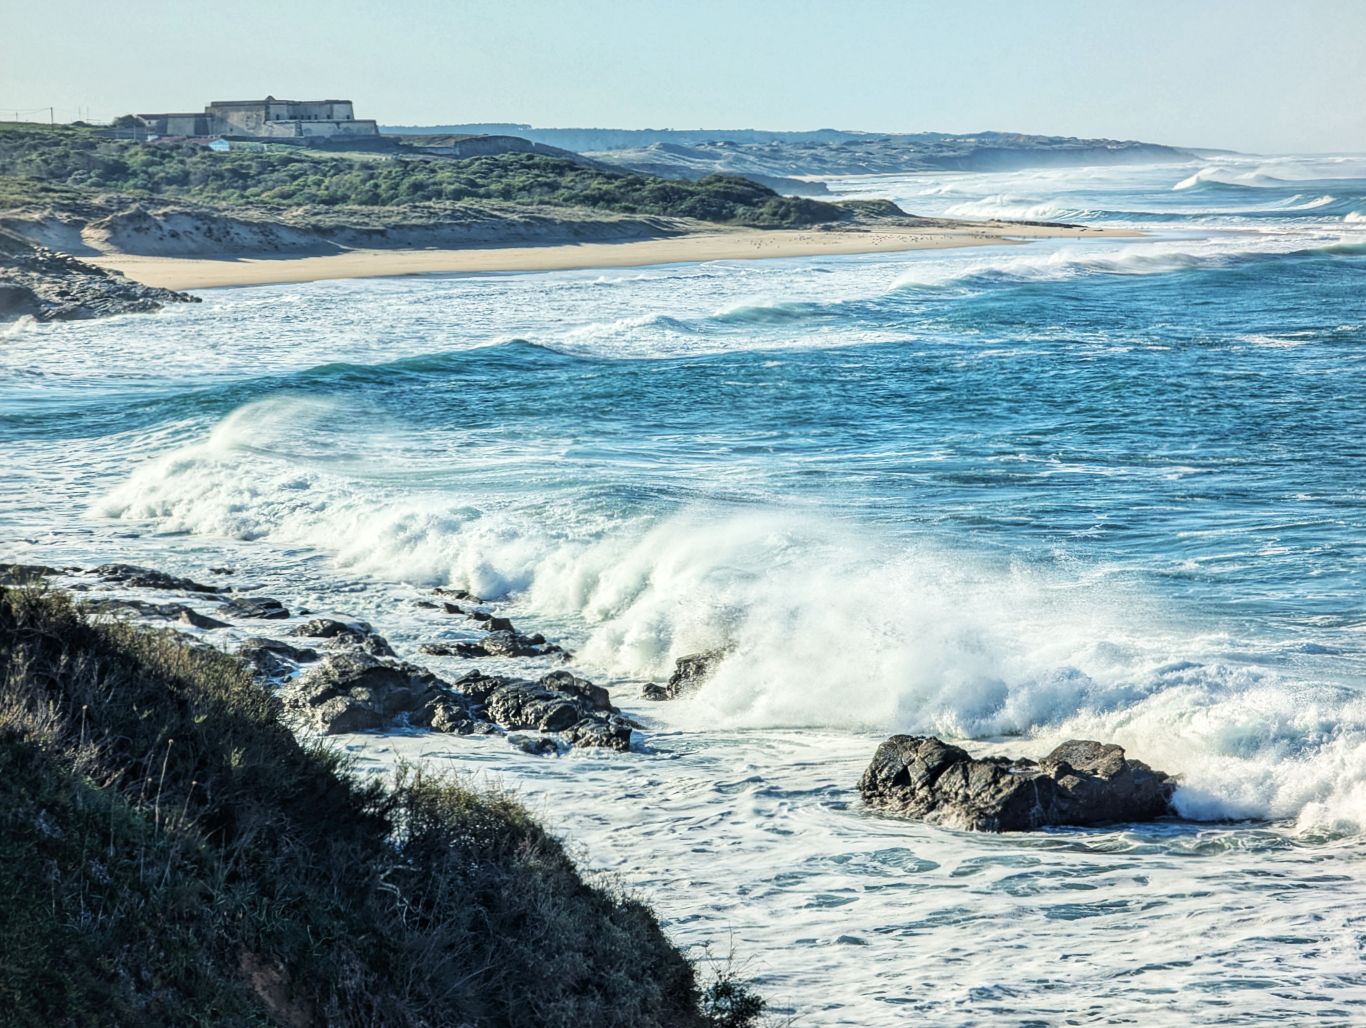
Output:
3 153 1365 1023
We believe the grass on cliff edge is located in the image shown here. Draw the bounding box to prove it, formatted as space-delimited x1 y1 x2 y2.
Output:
0 124 842 229
0 586 765 1028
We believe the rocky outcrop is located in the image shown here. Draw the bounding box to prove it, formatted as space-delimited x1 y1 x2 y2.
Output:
88 597 229 629
455 670 637 752
238 637 320 680
859 736 1177 832
420 628 566 660
289 617 396 657
0 227 197 322
219 597 289 620
642 648 727 700
93 563 220 594
281 652 482 736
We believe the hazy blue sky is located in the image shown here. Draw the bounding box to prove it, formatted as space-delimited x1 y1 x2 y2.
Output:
3 0 1362 153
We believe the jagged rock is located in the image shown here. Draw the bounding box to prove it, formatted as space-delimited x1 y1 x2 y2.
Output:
858 736 1177 832
420 629 567 660
644 648 728 700
0 227 198 323
176 607 231 630
441 602 467 615
282 652 469 735
415 697 496 735
456 669 635 752
540 670 613 712
469 610 516 633
508 734 560 756
219 597 289 619
289 617 395 657
0 563 59 585
86 597 228 630
93 563 220 594
434 587 482 603
238 637 320 679
479 629 536 657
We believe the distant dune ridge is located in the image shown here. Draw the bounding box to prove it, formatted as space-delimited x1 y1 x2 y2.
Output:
1 120 1148 319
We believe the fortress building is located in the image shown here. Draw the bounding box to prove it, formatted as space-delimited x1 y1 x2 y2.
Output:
136 97 379 140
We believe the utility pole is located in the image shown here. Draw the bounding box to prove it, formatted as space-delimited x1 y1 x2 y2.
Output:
49 106 54 127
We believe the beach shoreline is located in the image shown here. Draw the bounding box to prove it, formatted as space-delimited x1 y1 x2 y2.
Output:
87 222 1133 291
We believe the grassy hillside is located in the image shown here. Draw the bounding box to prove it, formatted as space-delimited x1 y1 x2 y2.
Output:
0 587 762 1027
0 124 842 229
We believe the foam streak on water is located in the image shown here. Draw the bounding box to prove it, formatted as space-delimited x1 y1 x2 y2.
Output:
3 155 1366 1023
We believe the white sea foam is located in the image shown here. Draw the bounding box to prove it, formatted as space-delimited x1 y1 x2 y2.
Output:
93 396 1366 833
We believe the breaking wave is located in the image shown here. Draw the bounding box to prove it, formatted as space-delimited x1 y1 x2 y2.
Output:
93 394 1366 834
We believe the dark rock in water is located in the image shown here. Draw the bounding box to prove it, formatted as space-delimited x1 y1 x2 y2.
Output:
442 602 467 615
87 597 227 630
434 586 482 603
219 597 289 620
562 717 633 751
469 609 516 633
282 651 465 735
646 647 728 700
541 670 613 712
414 697 496 736
858 735 1177 832
94 563 220 594
418 641 480 658
0 563 59 585
176 607 231 630
415 599 439 609
289 617 395 657
479 629 535 657
238 637 320 680
456 669 636 752
508 733 561 756
439 629 568 660
208 566 235 576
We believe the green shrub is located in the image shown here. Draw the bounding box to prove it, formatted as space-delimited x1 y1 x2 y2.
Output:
0 126 842 229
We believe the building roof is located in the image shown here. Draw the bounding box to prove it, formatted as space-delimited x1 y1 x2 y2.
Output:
207 98 354 107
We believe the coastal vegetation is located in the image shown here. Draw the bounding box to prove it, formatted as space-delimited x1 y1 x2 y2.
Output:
0 586 762 1026
0 123 841 228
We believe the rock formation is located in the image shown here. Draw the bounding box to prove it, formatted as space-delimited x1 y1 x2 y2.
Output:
859 735 1176 832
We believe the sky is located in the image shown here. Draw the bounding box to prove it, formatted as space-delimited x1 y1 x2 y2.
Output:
3 0 1363 153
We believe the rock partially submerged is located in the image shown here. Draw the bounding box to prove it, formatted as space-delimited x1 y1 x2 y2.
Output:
859 736 1177 832
93 563 221 594
289 617 396 657
238 637 321 680
219 596 289 620
419 629 566 660
281 652 480 736
642 647 728 700
86 596 230 629
279 653 632 750
457 670 637 752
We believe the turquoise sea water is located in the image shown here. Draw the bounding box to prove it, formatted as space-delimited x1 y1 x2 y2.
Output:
3 154 1366 1023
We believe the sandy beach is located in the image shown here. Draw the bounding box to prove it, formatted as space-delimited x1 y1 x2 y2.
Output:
88 223 1128 291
